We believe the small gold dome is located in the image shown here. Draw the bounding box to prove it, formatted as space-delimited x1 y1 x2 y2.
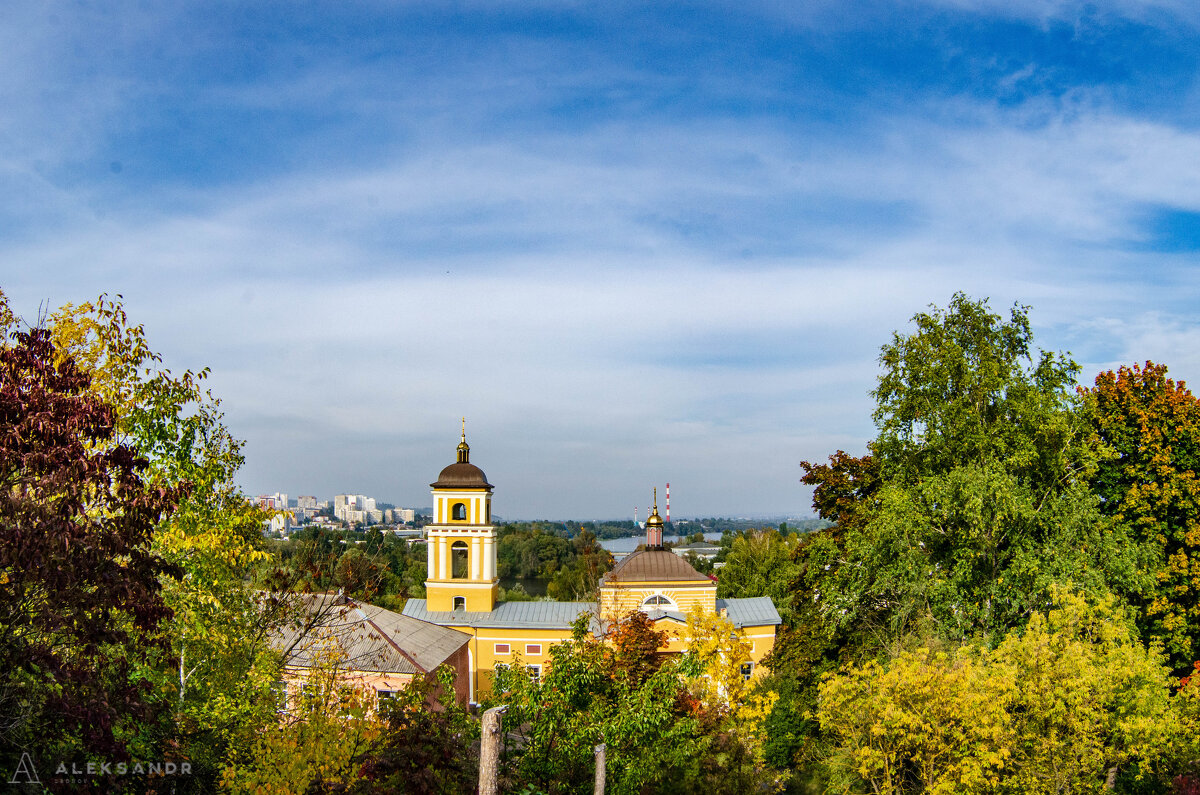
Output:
645 487 664 527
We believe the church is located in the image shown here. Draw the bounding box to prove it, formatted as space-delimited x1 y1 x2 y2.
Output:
401 429 782 703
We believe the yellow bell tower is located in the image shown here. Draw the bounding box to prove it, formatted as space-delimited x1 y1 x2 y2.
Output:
424 421 499 612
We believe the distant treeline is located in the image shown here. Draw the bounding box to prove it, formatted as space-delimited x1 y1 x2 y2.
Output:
503 516 831 540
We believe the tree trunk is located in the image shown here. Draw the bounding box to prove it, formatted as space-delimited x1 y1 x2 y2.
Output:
594 743 606 795
479 706 506 795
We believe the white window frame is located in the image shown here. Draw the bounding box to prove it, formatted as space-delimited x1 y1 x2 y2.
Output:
640 594 677 611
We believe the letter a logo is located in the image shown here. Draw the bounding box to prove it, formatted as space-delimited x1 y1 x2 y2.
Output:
8 752 40 784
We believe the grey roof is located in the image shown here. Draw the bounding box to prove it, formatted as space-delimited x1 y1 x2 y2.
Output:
273 596 469 674
402 598 598 630
719 597 783 627
403 596 781 631
601 548 711 584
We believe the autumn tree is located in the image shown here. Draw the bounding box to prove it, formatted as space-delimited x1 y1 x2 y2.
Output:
1085 361 1200 672
220 650 385 795
486 612 783 795
39 295 283 787
819 589 1184 794
0 325 179 780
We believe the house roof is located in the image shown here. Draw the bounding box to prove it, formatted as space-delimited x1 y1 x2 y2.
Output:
634 598 781 628
719 596 783 627
273 595 470 674
403 596 781 631
601 548 710 584
402 598 599 631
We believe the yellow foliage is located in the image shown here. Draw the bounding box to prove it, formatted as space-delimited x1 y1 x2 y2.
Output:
819 588 1185 795
220 651 386 795
681 607 780 788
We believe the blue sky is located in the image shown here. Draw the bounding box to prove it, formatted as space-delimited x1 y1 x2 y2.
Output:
5 1 1200 518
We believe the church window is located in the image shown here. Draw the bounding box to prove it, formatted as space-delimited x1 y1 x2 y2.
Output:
525 644 541 656
494 643 510 655
741 662 754 681
641 594 676 611
452 502 467 521
451 541 469 579
453 596 466 611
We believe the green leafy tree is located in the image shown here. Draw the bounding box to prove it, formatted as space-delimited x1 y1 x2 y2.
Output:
43 295 285 788
715 529 800 608
350 668 479 794
817 295 1137 642
220 650 385 795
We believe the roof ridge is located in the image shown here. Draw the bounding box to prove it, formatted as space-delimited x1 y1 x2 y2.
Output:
353 605 428 673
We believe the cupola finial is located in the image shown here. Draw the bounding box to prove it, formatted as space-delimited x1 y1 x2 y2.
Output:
457 418 470 463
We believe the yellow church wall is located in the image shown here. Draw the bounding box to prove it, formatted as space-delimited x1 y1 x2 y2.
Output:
434 488 491 524
435 623 578 700
425 580 499 612
427 610 777 701
598 580 717 619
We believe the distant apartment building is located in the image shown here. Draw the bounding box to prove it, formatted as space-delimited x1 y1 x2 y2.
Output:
334 494 381 525
297 495 318 510
266 513 293 534
256 492 289 510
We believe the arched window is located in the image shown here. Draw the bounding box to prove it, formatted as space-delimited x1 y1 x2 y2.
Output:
641 594 676 611
453 596 466 611
452 502 467 521
451 541 469 579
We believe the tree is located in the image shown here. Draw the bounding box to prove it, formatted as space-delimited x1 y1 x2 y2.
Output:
486 612 783 795
1085 361 1200 672
350 668 479 795
43 295 286 789
812 294 1138 642
714 529 800 609
819 645 1014 794
0 325 179 776
819 589 1183 794
219 649 385 795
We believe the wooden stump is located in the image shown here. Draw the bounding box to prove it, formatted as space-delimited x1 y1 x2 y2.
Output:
479 705 507 795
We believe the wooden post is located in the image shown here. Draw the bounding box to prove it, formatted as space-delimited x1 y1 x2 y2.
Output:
479 706 506 795
594 743 606 795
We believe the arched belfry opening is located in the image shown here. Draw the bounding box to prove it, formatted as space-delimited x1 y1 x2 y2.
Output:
452 502 467 521
451 540 469 579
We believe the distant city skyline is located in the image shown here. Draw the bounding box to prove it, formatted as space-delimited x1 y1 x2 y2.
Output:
6 2 1200 517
